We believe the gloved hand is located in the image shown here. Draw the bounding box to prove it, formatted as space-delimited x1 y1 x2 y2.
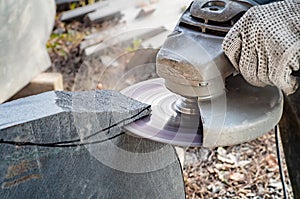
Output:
222 0 300 95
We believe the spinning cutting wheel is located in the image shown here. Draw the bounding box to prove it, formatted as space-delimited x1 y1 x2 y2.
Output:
120 0 284 147
122 75 283 147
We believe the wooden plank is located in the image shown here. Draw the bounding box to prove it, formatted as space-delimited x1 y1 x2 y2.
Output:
9 73 63 101
60 1 108 22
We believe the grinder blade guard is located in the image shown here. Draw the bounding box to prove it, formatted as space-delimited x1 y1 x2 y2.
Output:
122 0 283 147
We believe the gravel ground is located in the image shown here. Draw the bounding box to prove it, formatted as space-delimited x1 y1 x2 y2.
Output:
48 3 294 198
183 131 293 198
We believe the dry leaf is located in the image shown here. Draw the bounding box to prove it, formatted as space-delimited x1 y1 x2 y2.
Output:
265 154 278 168
217 155 235 164
217 147 227 156
229 172 245 182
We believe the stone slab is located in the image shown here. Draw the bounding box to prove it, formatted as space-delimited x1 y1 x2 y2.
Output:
141 30 170 49
0 90 186 198
60 1 108 22
123 0 193 31
80 25 124 51
0 134 185 198
0 90 151 140
84 26 166 56
55 0 79 5
0 0 55 104
86 8 122 24
135 5 156 19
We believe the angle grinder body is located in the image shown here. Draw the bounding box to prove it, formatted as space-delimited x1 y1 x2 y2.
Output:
122 0 283 147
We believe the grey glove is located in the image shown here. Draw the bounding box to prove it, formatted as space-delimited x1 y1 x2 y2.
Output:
222 0 300 95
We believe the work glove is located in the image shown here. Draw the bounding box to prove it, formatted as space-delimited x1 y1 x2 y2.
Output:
222 0 300 95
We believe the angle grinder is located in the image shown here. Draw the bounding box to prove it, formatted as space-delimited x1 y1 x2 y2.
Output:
121 0 283 147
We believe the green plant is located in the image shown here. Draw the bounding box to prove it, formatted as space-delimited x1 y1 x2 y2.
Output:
125 39 142 52
69 2 77 10
47 31 86 59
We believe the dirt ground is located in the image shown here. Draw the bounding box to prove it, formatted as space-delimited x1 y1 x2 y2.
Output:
47 3 293 198
183 131 293 198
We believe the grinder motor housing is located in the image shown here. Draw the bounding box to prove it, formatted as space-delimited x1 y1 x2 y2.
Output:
156 0 258 99
122 0 283 148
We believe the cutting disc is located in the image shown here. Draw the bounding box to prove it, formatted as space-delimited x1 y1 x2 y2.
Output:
121 76 283 147
121 78 203 147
